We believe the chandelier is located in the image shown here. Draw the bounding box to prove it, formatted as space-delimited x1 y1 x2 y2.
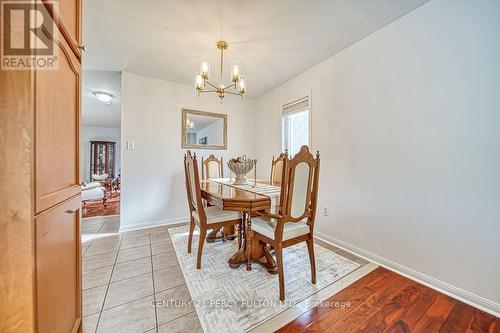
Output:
195 41 246 100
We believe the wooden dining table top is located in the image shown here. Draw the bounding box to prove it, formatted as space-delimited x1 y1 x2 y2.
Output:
200 179 271 212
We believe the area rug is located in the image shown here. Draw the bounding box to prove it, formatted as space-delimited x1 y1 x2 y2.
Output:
168 226 361 333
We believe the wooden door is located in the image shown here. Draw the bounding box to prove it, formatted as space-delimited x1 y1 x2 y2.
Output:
35 33 81 213
35 195 82 333
43 0 82 59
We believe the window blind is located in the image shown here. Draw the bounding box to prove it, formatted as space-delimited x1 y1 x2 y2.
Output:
282 96 309 115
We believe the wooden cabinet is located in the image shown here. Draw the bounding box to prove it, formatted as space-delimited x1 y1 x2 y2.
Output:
0 1 82 332
35 34 81 214
58 0 82 47
90 141 116 179
36 196 82 333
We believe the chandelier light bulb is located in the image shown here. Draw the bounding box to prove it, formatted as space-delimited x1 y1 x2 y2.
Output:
238 77 246 94
200 61 210 79
195 73 204 90
231 64 240 82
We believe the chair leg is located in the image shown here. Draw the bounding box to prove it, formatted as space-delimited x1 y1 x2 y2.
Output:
275 245 285 301
187 219 195 254
196 227 207 269
306 238 316 284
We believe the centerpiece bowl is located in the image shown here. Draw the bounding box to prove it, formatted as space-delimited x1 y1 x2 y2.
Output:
227 155 255 185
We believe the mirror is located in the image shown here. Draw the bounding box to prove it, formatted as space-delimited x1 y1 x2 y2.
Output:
181 109 227 150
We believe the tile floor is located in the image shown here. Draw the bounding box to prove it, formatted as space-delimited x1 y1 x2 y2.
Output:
81 216 202 333
81 216 369 333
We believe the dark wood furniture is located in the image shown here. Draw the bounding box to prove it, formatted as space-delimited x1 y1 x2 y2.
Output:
253 145 320 300
201 154 223 179
0 1 83 332
199 179 279 273
90 141 116 179
184 151 243 269
270 150 288 185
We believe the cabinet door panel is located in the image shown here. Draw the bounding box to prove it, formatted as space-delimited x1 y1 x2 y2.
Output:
35 33 81 213
44 0 82 56
35 195 81 333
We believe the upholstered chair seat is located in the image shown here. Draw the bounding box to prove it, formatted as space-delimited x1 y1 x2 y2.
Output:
193 206 242 225
251 217 309 241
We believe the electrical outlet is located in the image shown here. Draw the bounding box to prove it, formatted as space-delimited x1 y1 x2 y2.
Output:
322 207 329 216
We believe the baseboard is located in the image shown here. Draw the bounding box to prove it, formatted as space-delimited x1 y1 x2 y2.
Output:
315 231 500 317
119 216 189 232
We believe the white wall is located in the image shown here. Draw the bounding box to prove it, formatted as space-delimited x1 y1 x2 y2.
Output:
255 0 500 311
121 72 256 230
196 119 224 145
81 126 121 181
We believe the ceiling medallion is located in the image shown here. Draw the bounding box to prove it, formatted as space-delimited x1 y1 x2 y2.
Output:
195 40 246 101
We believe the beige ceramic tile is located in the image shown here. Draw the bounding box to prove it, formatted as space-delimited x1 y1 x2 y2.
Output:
151 240 174 255
111 256 152 282
120 235 150 249
116 244 151 264
121 228 150 239
153 265 185 293
83 285 107 316
157 311 203 333
83 265 113 290
83 313 100 333
155 284 195 326
150 231 170 244
104 273 154 309
97 296 156 333
83 252 117 271
152 252 179 271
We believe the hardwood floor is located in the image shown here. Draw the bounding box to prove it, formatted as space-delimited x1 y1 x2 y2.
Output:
277 267 499 333
82 192 120 218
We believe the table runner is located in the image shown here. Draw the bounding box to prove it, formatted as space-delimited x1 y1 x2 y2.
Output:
209 178 281 213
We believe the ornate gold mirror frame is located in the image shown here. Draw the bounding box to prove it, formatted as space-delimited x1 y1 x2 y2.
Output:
181 108 227 150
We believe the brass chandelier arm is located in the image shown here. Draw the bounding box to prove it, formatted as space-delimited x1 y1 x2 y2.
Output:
225 91 243 96
204 81 236 91
205 81 218 90
225 82 237 90
199 89 218 93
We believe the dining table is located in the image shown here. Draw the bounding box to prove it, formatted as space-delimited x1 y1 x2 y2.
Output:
200 178 279 274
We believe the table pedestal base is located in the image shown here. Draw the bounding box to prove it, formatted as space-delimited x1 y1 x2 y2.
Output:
206 226 237 243
228 217 277 274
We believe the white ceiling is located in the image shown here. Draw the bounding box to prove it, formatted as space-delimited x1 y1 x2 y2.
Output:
83 0 430 98
82 70 121 128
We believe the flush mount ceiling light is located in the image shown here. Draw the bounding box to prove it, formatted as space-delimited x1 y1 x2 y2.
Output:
93 91 115 105
195 40 246 101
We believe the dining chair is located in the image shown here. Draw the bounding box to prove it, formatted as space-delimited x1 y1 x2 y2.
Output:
252 145 320 300
184 151 242 269
269 150 288 185
201 154 223 179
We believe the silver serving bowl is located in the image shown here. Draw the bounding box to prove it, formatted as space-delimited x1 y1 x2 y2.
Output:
227 160 255 185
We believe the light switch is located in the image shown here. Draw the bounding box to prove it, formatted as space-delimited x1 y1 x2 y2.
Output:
126 140 135 150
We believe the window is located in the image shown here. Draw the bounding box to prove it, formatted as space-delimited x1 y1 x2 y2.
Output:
282 96 310 156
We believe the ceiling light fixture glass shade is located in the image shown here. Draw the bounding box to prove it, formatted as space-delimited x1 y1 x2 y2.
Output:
194 41 247 101
93 91 115 104
238 77 247 94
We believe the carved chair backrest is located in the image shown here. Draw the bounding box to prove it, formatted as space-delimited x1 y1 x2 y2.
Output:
184 151 207 225
277 146 320 234
202 155 223 180
270 151 288 185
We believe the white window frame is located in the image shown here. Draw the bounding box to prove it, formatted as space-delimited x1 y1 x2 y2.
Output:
281 94 312 155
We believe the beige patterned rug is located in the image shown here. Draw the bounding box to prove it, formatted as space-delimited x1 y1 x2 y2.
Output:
168 226 360 333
